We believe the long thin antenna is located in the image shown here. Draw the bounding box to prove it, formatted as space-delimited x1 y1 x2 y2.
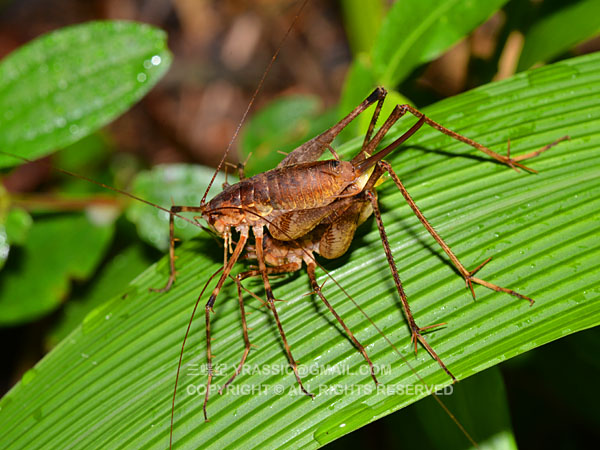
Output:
0 151 206 230
199 0 310 207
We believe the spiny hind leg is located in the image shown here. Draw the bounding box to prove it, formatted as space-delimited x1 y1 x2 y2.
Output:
397 103 569 172
151 205 205 293
364 189 456 382
379 160 535 305
278 87 388 167
305 261 380 386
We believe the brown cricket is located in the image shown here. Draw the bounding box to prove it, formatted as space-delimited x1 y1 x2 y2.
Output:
1 86 566 450
157 85 568 434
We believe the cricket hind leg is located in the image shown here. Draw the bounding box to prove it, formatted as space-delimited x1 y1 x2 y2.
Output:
252 226 315 398
396 104 569 172
363 189 456 382
305 261 380 386
150 205 205 293
277 87 388 167
379 160 535 305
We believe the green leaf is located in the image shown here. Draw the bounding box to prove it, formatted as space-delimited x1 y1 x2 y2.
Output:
517 0 600 72
339 0 385 55
4 207 33 246
0 214 114 325
0 21 171 168
48 244 152 347
0 207 33 271
126 164 231 251
405 367 516 450
372 0 508 86
0 52 599 448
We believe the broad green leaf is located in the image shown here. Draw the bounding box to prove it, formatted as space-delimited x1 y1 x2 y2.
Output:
0 52 599 449
518 0 600 72
372 0 508 86
0 214 114 325
55 133 112 178
126 164 230 251
406 367 516 450
48 244 152 347
0 21 171 168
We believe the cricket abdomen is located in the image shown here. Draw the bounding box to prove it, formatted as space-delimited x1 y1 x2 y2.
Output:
252 159 356 210
204 159 358 231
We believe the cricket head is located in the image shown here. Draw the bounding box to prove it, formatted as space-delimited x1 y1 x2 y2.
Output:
200 192 248 237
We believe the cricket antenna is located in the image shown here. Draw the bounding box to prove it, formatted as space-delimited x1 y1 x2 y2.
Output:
199 0 310 207
0 150 207 231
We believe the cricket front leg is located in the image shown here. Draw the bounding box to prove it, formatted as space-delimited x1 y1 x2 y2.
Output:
202 229 249 421
151 205 205 293
365 190 456 382
380 160 535 305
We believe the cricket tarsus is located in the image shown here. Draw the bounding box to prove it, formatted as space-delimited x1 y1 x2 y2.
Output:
378 159 537 306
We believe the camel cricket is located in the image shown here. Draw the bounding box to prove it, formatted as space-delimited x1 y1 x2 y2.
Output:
158 86 567 429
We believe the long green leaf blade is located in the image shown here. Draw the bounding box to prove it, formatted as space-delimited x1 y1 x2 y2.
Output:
518 0 600 72
0 52 598 449
372 0 508 86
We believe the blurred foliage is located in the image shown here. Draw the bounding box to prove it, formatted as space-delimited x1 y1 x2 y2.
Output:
0 214 114 325
518 0 600 71
240 95 338 176
127 164 230 251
